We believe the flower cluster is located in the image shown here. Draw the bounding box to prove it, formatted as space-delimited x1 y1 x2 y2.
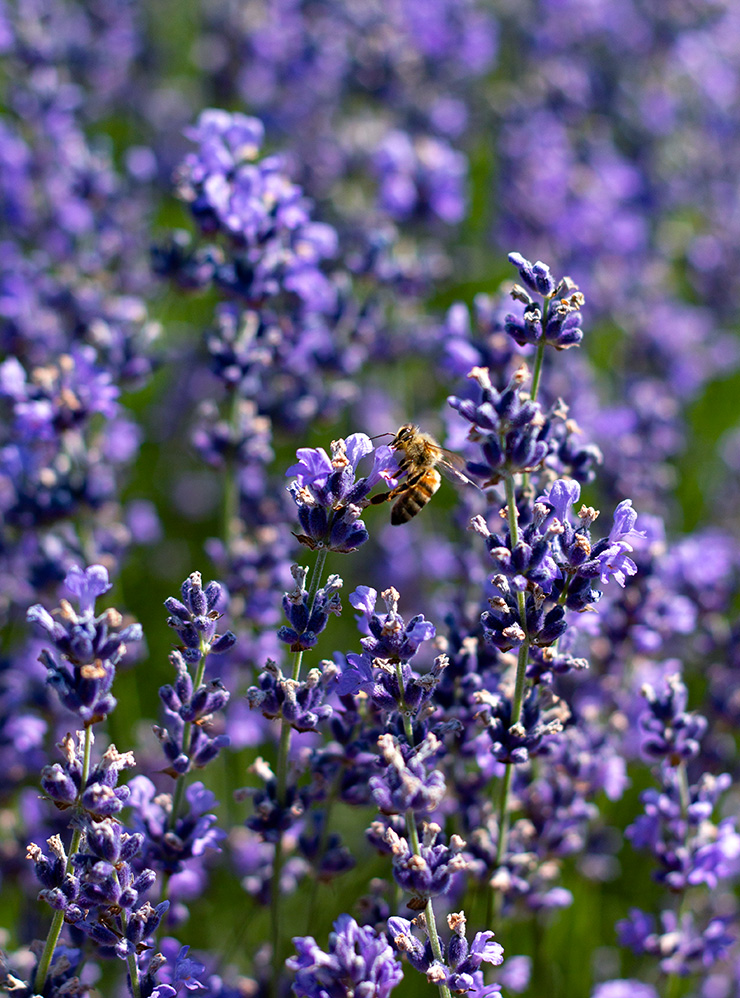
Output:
389 911 503 996
4 13 740 989
27 565 142 723
289 915 404 998
287 434 398 553
27 824 168 961
172 109 338 313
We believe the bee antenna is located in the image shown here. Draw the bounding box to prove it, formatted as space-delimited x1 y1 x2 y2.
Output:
370 431 393 440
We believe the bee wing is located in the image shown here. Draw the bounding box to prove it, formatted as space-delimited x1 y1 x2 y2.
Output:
438 450 481 488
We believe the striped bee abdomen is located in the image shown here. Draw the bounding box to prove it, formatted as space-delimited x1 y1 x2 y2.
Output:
390 468 441 524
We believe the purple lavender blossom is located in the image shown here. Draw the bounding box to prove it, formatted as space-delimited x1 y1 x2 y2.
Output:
128 777 226 876
639 673 708 762
277 567 343 652
591 983 658 998
505 253 585 351
175 108 339 312
164 571 236 664
389 912 503 995
40 731 134 819
27 564 142 723
369 733 447 816
287 434 398 552
370 819 467 908
246 658 333 731
373 130 468 224
288 914 404 998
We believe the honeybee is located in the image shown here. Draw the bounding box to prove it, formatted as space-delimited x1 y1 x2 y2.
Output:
370 424 475 525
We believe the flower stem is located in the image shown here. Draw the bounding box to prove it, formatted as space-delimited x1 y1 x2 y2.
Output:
398 676 451 998
169 639 209 831
492 475 532 906
664 763 691 998
292 546 329 681
223 389 242 547
271 546 329 995
113 870 141 998
404 812 452 998
34 723 93 993
529 295 551 403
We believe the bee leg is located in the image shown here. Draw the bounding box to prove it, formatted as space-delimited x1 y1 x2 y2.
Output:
369 485 403 505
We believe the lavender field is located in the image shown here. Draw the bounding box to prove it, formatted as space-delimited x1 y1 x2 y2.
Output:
2 2 740 997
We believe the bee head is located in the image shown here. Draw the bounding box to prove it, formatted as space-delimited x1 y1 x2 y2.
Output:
394 424 417 444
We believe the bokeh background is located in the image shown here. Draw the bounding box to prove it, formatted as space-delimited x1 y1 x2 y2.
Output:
2 1 740 996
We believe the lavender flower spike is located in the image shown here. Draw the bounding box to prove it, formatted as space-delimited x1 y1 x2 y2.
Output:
288 914 404 998
27 564 142 723
287 434 398 552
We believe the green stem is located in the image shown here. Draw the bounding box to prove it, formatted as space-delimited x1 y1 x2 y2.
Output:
223 389 242 547
34 724 94 993
397 672 450 998
492 476 532 907
504 474 521 548
292 547 329 681
665 972 683 998
492 633 530 919
510 635 530 726
664 763 691 998
305 773 342 931
271 546 330 995
111 870 141 998
529 295 551 403
494 763 513 871
169 638 209 831
676 761 691 821
404 812 452 998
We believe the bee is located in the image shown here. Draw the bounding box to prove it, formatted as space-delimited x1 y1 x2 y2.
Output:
370 423 474 525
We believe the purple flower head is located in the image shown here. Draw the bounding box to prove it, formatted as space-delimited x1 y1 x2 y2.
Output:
536 479 581 527
374 129 468 225
389 911 502 995
608 499 646 545
371 819 467 906
689 819 740 889
639 673 707 762
448 364 549 484
63 564 112 615
369 733 447 816
349 585 378 628
246 658 333 732
287 435 398 553
481 574 567 651
508 253 556 298
183 109 265 178
387 916 429 972
150 941 207 994
2 348 120 442
128 776 226 876
357 587 436 663
176 108 339 311
159 650 231 726
441 913 504 994
338 645 447 717
39 733 136 820
27 567 142 723
476 687 566 764
591 983 658 998
164 571 236 664
277 566 343 652
502 255 587 353
288 914 404 998
617 909 734 976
